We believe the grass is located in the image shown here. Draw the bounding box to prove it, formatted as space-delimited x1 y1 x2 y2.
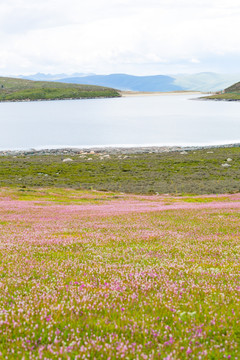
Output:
0 147 239 357
0 187 127 205
0 77 120 101
203 93 240 101
0 188 239 358
1 146 240 195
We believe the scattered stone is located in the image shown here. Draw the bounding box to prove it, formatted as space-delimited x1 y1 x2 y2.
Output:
0 144 240 157
87 158 93 161
227 158 232 162
62 158 73 162
221 163 231 167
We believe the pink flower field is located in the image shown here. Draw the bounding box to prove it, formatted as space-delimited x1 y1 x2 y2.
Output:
0 188 239 359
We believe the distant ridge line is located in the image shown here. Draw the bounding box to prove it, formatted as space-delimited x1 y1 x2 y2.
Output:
16 72 240 92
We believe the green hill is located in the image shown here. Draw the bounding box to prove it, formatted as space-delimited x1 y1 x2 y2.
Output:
0 77 120 101
204 81 240 101
224 81 240 93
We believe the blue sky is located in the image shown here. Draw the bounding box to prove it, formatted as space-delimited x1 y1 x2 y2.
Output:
0 0 239 75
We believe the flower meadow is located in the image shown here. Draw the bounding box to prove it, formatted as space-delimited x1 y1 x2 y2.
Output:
0 188 239 359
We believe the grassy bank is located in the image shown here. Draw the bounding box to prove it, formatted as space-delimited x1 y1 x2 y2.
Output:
0 77 120 101
203 81 240 101
1 146 240 194
203 93 240 101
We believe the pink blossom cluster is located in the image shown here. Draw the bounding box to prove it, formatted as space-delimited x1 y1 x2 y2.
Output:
0 190 239 359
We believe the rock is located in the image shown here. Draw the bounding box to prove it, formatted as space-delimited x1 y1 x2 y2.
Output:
63 158 73 162
221 163 231 167
227 158 232 162
180 151 188 154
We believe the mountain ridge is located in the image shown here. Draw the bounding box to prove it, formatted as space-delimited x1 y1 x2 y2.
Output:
14 72 240 92
57 74 183 92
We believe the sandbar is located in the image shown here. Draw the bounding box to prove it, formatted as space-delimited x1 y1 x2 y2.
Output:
120 90 205 97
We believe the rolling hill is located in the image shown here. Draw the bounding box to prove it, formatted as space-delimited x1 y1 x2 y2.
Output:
202 81 240 101
0 77 120 102
224 81 240 93
16 72 240 92
172 72 240 92
57 74 183 92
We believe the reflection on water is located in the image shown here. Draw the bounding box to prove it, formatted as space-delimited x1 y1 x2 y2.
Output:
0 95 240 150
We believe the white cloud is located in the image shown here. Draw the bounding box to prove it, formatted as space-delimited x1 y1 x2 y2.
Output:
0 0 239 75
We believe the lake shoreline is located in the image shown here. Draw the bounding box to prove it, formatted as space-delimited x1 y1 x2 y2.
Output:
0 91 206 102
0 95 120 103
198 97 240 102
1 143 240 156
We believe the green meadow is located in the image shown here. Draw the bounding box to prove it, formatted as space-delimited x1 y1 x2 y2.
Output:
0 147 240 195
0 188 239 359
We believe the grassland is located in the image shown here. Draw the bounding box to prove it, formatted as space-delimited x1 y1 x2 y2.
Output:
1 146 240 195
0 77 120 101
0 147 240 358
0 188 239 359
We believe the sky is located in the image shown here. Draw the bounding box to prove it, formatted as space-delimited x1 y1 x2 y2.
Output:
0 0 240 76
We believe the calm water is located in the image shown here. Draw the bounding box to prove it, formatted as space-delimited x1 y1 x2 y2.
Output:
1 94 240 150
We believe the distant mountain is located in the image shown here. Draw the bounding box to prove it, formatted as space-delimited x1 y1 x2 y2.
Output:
173 72 240 92
16 72 240 92
57 74 183 92
18 72 95 81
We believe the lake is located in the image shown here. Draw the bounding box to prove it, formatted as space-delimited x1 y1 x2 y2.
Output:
1 94 240 150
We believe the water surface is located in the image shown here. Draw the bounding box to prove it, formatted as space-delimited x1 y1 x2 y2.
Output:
1 94 240 150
